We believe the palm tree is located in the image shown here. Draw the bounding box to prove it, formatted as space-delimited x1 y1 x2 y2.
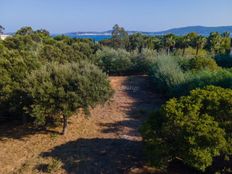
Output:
164 34 175 55
208 32 222 54
222 32 230 38
179 35 190 56
195 36 207 56
221 32 231 54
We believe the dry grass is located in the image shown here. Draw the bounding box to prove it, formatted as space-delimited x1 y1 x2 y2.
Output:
0 76 164 174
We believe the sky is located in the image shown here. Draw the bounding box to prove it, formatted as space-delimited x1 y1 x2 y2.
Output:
1 0 232 33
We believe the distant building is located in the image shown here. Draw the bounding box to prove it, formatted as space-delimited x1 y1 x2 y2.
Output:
0 34 10 40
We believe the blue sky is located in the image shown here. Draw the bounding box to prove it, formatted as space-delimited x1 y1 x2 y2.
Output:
1 0 232 33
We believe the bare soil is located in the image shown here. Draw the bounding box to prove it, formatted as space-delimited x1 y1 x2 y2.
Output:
0 76 164 174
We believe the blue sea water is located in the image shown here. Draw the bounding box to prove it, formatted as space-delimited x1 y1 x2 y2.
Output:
73 35 111 41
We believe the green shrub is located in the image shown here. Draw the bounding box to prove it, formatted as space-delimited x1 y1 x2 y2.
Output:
181 56 219 71
148 54 186 94
24 61 113 134
172 69 232 96
141 86 232 171
148 54 232 97
215 54 232 68
0 46 41 118
131 48 157 74
96 47 133 75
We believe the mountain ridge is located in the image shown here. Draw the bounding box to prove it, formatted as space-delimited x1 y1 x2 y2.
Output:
60 25 232 37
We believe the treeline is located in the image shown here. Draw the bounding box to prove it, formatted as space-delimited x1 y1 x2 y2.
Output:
101 24 231 56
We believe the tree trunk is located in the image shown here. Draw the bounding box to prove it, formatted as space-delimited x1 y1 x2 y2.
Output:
182 48 185 56
22 114 27 125
196 47 199 56
62 115 68 135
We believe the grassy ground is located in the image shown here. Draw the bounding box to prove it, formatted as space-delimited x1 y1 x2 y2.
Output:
0 76 164 174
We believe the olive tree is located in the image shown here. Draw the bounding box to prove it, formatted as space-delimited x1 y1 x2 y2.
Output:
24 61 113 134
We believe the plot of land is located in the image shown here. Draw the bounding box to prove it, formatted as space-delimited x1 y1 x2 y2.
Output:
0 76 164 174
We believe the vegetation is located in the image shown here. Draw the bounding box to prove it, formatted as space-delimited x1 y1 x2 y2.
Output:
24 61 112 134
0 26 112 134
148 54 232 97
1 24 232 172
141 86 232 172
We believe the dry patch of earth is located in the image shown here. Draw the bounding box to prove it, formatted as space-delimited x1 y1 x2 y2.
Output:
0 76 164 174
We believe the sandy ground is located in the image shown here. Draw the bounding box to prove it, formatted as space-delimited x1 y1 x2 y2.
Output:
0 76 164 174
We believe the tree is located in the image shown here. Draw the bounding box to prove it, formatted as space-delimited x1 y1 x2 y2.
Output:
207 32 222 54
178 35 191 56
186 32 198 47
35 29 50 36
0 46 41 122
221 32 231 54
24 61 113 135
16 26 33 35
141 86 232 172
112 24 129 49
128 33 145 52
194 36 207 56
163 34 176 55
0 25 5 34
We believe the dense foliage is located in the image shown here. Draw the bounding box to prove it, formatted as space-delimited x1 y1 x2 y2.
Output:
24 61 112 134
0 27 112 134
148 54 232 97
141 86 232 171
95 47 157 75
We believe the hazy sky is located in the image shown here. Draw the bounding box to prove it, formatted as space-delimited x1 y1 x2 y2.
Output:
1 0 232 33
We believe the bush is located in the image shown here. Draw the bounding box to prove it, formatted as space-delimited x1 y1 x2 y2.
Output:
131 48 157 74
0 46 41 119
148 54 186 94
173 69 232 96
24 61 113 134
215 54 232 68
180 56 219 72
96 47 133 75
148 54 232 97
141 86 232 171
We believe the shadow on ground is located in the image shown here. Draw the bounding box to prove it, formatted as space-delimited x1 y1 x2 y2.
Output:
37 76 168 174
0 121 60 140
40 138 144 174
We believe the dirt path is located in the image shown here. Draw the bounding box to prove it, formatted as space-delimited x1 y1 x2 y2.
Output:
0 76 164 174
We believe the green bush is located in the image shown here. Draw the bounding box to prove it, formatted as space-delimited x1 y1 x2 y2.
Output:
148 54 232 97
148 54 186 94
131 48 157 74
215 54 232 68
180 56 219 72
24 61 113 134
0 46 41 118
96 47 133 75
172 69 232 96
141 86 232 171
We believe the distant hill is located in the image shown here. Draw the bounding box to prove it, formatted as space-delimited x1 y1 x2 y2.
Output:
60 26 232 38
153 26 232 36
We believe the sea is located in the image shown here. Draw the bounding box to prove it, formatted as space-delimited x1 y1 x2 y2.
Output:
71 35 111 41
